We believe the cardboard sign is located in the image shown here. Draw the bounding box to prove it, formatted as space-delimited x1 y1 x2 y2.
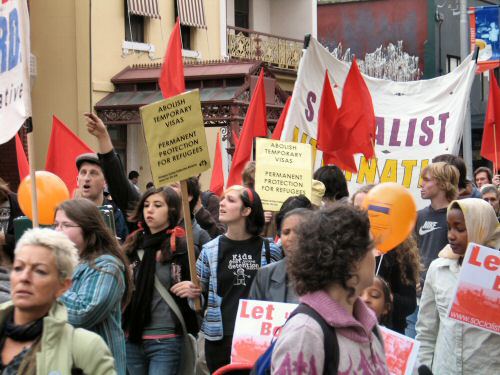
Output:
255 138 312 211
379 326 419 375
447 243 500 334
140 90 211 186
231 299 298 364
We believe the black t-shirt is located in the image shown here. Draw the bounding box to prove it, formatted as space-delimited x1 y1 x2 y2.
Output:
217 235 263 335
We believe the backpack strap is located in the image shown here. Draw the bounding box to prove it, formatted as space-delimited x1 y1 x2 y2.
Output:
372 325 382 343
291 304 339 375
263 238 271 265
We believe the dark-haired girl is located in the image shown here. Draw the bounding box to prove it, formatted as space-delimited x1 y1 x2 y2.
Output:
55 198 133 375
178 185 282 372
121 187 200 374
361 275 393 327
271 204 388 374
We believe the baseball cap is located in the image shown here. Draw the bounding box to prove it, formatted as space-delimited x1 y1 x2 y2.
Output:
75 153 101 170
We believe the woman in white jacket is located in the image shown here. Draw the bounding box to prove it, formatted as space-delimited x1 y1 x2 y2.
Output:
416 198 500 374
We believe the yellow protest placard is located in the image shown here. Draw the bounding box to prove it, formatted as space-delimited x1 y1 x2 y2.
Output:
140 90 211 186
255 138 312 211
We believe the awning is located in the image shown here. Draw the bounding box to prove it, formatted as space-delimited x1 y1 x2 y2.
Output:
127 0 161 19
177 0 206 29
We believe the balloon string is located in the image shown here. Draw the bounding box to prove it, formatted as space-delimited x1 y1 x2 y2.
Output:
376 254 384 276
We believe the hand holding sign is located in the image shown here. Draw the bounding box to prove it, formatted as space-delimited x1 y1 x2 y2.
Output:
362 183 417 253
141 90 211 311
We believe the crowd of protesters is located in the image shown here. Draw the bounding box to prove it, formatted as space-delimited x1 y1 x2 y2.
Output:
0 113 499 374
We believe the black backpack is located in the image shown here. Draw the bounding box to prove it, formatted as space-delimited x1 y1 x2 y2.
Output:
251 303 381 375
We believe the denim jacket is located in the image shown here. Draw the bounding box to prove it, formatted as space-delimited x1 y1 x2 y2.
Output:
196 235 282 341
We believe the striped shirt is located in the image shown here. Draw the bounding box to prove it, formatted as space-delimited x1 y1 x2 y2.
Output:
60 254 126 375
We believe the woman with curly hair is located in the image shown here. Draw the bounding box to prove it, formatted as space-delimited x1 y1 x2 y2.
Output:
271 204 388 374
375 236 421 334
121 187 200 374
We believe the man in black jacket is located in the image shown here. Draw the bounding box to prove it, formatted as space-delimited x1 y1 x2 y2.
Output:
75 153 129 242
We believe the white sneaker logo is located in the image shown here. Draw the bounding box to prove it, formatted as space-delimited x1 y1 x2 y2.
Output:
419 221 441 236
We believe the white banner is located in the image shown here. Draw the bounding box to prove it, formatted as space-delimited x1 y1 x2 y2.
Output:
281 38 476 208
0 0 31 144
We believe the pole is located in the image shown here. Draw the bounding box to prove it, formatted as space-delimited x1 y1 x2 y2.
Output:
460 0 473 180
180 180 201 312
494 125 498 174
25 118 39 228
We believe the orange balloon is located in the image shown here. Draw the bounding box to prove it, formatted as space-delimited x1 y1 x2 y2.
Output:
362 183 417 253
17 171 70 225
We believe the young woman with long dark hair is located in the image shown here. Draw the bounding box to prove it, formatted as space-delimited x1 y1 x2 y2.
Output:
122 187 200 374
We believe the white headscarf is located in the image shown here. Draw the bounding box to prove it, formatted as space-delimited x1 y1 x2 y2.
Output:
448 198 500 249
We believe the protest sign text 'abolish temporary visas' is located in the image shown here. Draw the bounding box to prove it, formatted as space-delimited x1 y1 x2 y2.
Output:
140 90 210 186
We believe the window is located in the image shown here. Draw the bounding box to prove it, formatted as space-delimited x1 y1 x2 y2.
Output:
174 1 193 50
235 0 249 30
447 55 460 73
124 0 145 43
181 25 192 50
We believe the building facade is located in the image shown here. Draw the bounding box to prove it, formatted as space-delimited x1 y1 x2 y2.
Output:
0 0 316 191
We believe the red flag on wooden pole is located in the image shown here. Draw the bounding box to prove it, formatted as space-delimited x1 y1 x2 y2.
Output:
15 134 29 181
45 116 94 194
227 69 267 187
159 18 185 99
481 72 500 172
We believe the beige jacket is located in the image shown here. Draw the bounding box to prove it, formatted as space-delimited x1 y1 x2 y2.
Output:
0 300 116 375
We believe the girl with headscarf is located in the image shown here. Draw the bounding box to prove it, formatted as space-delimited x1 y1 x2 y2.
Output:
416 198 500 374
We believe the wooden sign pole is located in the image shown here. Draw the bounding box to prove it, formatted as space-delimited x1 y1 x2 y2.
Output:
26 118 39 228
180 180 201 312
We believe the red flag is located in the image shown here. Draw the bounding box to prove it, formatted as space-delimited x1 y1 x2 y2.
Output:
159 18 185 99
317 71 357 172
251 70 268 137
271 97 291 140
481 72 500 170
332 59 376 160
45 116 94 193
15 134 29 181
227 69 267 186
209 131 224 196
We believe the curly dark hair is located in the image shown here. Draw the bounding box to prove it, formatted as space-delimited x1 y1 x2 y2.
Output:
288 204 373 296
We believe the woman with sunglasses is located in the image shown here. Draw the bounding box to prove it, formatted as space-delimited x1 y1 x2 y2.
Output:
55 199 132 375
173 186 282 373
